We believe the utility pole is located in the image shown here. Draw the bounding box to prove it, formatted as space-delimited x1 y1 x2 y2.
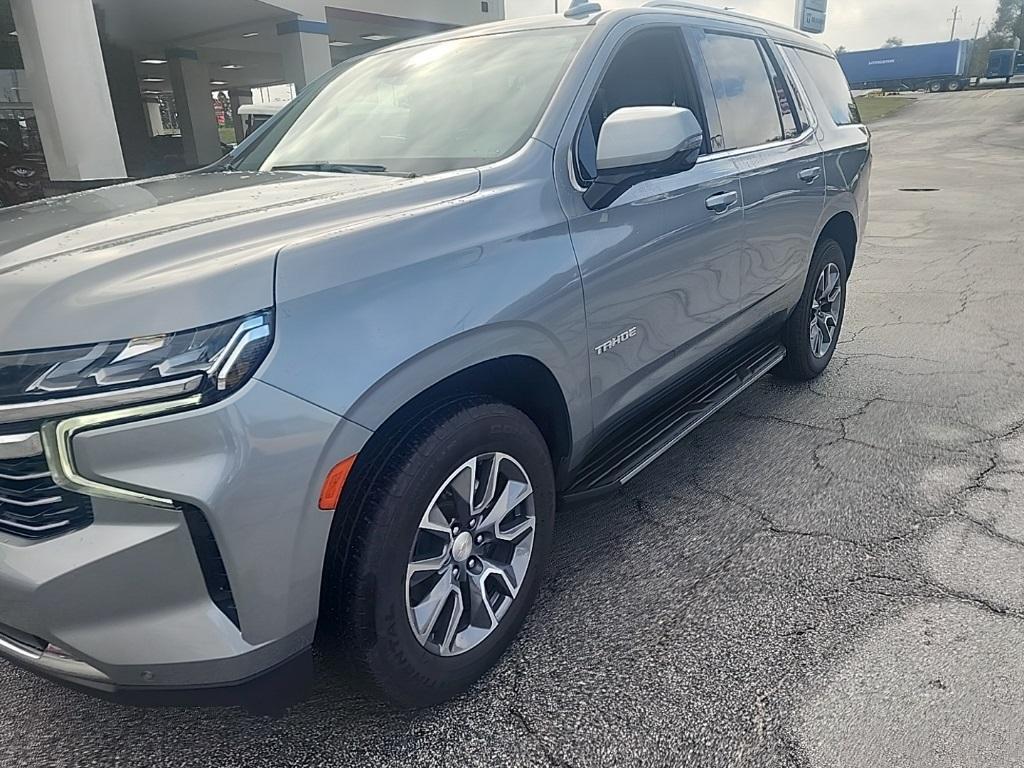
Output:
949 4 960 40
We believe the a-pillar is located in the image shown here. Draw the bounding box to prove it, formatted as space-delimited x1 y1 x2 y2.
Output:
277 18 332 93
166 47 221 167
10 0 126 181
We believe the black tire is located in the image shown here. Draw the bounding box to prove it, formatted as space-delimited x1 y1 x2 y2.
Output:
775 238 848 381
323 397 555 708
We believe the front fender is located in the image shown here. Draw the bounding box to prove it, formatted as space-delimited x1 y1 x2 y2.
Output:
261 143 591 456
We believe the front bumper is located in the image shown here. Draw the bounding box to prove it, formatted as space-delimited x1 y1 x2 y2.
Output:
0 378 371 700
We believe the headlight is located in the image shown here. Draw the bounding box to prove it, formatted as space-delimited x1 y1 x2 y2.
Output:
0 310 273 404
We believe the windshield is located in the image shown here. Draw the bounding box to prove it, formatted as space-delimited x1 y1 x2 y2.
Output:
233 28 587 177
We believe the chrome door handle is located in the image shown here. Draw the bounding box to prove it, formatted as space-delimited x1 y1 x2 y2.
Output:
705 190 738 213
798 167 821 183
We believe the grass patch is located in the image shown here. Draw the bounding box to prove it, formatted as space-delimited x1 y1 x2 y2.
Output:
855 95 914 123
219 126 237 146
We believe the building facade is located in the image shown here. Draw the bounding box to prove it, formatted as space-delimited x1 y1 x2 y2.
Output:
0 0 505 206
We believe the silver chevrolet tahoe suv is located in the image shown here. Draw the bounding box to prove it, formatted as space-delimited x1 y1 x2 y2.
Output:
0 2 869 709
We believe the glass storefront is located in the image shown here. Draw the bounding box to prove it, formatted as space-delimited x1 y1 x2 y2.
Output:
0 0 49 208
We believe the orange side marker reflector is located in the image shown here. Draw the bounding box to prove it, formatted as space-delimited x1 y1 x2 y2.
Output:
319 454 357 511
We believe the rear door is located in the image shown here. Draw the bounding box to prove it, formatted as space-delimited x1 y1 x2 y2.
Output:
557 22 746 429
692 30 826 306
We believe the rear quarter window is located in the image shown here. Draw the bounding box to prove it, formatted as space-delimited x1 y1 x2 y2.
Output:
786 47 861 126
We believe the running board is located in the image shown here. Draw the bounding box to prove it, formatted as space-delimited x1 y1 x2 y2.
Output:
561 342 786 504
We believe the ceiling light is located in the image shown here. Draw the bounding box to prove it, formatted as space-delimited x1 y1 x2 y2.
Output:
329 40 352 47
361 34 396 41
210 80 228 86
242 32 259 38
8 31 17 37
222 64 244 70
140 58 166 65
141 78 164 82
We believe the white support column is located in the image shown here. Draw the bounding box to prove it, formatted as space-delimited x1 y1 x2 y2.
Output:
277 18 332 93
229 88 253 143
143 100 166 137
166 48 222 167
10 0 126 181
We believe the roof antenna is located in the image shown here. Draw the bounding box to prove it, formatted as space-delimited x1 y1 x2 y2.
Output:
564 0 602 18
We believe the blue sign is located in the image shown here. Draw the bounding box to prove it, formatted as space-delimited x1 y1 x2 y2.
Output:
797 0 827 34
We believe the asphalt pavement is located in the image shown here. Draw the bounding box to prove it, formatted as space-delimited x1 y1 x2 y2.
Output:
4 88 1024 768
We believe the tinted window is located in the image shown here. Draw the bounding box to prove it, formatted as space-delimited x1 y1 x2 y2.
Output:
761 46 801 138
577 27 701 182
698 33 784 150
790 48 860 126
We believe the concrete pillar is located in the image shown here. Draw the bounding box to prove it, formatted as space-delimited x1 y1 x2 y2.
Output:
277 18 332 93
100 42 151 178
10 0 126 181
229 88 253 143
166 48 221 167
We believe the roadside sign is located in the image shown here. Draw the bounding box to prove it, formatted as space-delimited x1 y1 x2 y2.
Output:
795 0 827 34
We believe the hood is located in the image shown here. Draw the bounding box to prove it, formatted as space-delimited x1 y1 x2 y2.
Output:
0 169 479 351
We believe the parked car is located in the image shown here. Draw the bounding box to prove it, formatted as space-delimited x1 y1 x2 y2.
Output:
0 0 869 710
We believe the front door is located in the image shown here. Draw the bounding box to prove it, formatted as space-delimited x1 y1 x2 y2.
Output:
560 24 747 430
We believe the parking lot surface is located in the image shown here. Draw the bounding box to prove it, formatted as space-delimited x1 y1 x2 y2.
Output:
4 88 1024 768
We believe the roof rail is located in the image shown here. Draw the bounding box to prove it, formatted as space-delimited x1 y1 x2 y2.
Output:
564 0 602 18
642 0 804 35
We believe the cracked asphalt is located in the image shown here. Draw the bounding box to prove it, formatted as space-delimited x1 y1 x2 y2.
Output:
4 88 1024 767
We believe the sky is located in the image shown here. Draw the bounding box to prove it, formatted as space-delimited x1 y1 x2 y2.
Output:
504 0 1001 51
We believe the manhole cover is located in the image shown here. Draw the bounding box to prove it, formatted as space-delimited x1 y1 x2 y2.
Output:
898 188 940 192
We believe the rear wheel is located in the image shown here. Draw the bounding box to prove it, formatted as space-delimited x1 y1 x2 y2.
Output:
928 80 944 93
776 238 848 381
324 398 555 708
948 79 963 92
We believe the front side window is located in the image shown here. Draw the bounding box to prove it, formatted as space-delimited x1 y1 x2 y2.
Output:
698 33 784 150
789 47 861 126
233 28 587 177
576 27 702 183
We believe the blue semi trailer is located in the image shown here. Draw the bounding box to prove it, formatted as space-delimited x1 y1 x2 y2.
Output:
838 40 972 93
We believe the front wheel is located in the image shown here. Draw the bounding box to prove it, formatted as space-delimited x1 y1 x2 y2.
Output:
775 238 848 381
324 398 555 708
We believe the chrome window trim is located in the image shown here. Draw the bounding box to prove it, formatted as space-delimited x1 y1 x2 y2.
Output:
0 375 203 425
696 126 815 163
40 394 203 511
0 432 43 459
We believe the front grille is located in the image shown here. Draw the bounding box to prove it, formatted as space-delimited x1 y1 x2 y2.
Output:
0 454 93 539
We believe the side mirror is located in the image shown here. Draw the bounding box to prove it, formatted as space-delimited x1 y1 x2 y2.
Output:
584 106 705 210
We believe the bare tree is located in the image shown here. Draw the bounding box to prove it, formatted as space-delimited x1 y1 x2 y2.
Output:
884 37 904 48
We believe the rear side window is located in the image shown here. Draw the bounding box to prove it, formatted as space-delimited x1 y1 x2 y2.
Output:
789 48 860 126
697 33 784 150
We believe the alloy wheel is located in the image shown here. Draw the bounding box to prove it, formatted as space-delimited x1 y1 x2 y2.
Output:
809 262 842 358
405 453 536 657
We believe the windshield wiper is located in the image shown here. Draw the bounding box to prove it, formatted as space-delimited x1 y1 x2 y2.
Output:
271 162 414 177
